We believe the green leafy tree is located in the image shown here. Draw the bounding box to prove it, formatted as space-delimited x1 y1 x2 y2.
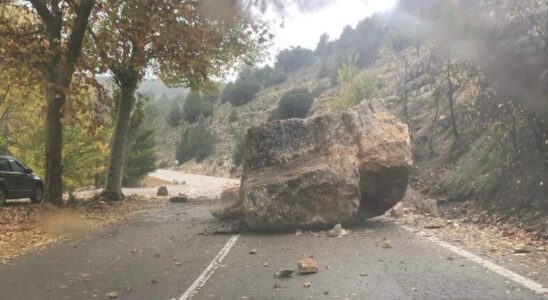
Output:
123 98 157 187
230 81 262 106
232 134 246 166
275 47 316 72
182 92 203 124
166 101 183 127
328 56 377 113
0 0 97 205
91 0 267 200
176 117 216 164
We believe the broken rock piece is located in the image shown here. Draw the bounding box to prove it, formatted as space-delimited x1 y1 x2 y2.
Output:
156 186 168 196
297 258 318 274
169 194 188 203
275 269 294 278
327 224 348 238
209 187 244 220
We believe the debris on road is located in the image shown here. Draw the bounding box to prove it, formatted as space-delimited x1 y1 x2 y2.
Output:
418 199 439 217
295 229 303 236
360 273 368 277
297 258 318 274
104 291 118 299
327 224 348 238
274 269 294 278
303 282 311 288
382 241 392 249
248 249 257 255
210 187 244 220
513 245 534 254
273 282 282 291
263 262 269 267
424 218 445 229
169 194 188 203
156 186 168 196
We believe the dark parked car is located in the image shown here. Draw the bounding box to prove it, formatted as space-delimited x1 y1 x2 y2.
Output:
0 156 43 205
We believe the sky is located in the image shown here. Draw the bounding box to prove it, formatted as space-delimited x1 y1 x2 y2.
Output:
265 0 397 58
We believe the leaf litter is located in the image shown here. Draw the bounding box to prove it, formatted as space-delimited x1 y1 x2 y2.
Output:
0 195 165 261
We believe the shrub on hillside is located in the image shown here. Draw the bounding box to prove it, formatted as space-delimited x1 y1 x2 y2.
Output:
166 101 183 127
264 70 288 87
328 59 377 113
221 82 235 103
232 134 246 166
176 118 216 164
229 81 261 106
228 110 239 123
311 83 328 98
182 92 204 123
275 47 315 72
276 88 314 120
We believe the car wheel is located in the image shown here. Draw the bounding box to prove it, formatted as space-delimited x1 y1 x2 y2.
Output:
0 188 6 206
30 185 43 204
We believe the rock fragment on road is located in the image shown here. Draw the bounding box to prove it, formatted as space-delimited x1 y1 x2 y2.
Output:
156 186 168 196
297 258 318 274
327 224 348 238
275 269 294 278
169 194 188 203
104 291 118 299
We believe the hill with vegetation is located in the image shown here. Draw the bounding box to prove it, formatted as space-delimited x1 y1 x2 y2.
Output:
142 0 547 238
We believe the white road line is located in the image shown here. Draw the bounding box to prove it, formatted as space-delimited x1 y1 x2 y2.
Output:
403 226 548 295
179 234 240 300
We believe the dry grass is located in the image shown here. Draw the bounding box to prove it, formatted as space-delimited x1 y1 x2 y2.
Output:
0 195 165 262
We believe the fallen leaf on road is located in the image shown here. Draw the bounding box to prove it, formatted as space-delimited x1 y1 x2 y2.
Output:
297 258 318 274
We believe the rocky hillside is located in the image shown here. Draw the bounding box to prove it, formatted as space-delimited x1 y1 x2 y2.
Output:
152 0 547 238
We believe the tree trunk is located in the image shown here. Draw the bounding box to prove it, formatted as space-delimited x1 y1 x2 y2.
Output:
102 80 138 201
43 80 66 206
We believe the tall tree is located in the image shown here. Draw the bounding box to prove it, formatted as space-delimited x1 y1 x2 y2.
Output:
0 1 96 205
91 0 266 200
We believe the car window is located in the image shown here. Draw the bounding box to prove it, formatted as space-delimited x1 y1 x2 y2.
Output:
0 159 9 171
8 159 26 173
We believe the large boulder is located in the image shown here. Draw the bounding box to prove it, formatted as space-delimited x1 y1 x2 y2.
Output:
240 103 412 230
210 187 245 220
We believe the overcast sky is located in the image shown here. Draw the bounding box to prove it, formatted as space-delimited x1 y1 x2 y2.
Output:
266 0 397 57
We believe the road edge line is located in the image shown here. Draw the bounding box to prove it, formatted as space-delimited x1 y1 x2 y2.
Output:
402 225 548 295
179 234 240 300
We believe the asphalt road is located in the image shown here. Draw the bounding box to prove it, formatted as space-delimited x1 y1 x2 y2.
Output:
0 172 545 300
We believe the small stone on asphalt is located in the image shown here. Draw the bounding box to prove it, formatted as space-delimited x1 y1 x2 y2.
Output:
275 269 294 278
104 291 118 299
